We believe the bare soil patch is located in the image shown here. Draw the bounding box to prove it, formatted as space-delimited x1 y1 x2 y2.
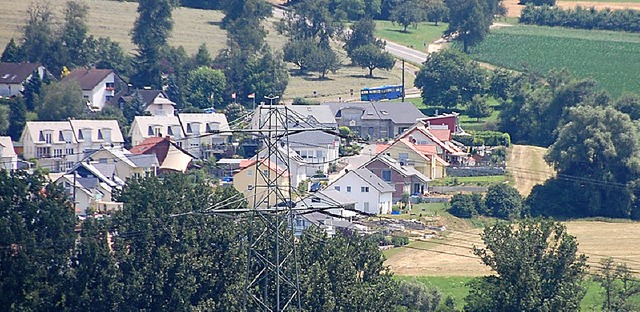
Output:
507 144 555 196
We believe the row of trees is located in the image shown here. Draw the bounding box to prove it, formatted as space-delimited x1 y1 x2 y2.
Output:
520 5 640 32
448 184 523 220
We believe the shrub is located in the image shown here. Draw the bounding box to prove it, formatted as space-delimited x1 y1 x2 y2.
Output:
485 184 523 220
448 194 477 218
391 235 410 247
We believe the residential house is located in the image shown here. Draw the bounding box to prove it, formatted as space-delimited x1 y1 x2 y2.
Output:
130 113 231 159
233 159 291 208
0 62 47 97
397 123 467 165
129 136 195 173
250 105 340 173
363 154 430 201
294 189 361 236
55 172 123 217
112 89 176 116
62 68 125 111
329 168 394 214
85 146 159 180
256 145 308 187
20 120 124 172
378 138 449 179
0 136 17 170
419 112 465 136
325 101 426 140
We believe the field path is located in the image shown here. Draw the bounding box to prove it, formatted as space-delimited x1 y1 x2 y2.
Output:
507 144 555 196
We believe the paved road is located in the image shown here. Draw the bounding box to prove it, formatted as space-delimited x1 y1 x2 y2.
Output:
384 40 429 65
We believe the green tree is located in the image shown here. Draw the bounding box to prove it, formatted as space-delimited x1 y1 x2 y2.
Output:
425 0 449 26
595 258 640 312
307 46 342 79
351 44 396 77
22 70 43 111
283 38 319 73
1 38 23 62
279 0 344 43
131 0 177 89
344 18 383 58
194 43 212 67
0 170 77 311
414 49 487 108
7 97 27 141
466 218 587 312
220 0 272 28
484 183 522 219
91 37 132 76
448 193 477 218
466 94 493 121
390 0 426 32
37 80 86 121
397 280 442 311
186 66 227 109
0 105 9 135
21 2 55 64
122 89 148 123
613 93 640 121
60 0 90 67
445 0 502 52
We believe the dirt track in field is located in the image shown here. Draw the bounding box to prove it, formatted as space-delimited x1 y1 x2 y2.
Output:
507 145 555 197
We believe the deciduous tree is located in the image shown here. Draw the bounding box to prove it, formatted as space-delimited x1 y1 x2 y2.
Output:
37 80 86 121
466 218 587 311
351 44 395 77
466 94 492 121
186 66 227 109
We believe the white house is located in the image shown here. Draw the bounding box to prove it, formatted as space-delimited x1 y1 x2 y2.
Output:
329 168 394 214
112 89 175 116
0 62 46 97
55 173 123 217
20 120 124 172
130 113 231 159
0 136 17 170
62 68 123 111
256 145 308 188
288 130 340 175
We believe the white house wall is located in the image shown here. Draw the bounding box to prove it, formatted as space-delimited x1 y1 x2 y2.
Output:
331 172 392 214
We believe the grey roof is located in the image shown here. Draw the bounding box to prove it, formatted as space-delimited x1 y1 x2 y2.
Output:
0 62 41 84
370 154 431 183
126 154 159 168
91 163 116 179
325 101 426 124
288 105 338 125
351 168 395 193
288 130 337 147
317 189 358 205
77 177 99 189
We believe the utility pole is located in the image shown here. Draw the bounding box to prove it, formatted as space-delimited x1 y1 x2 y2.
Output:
401 59 405 102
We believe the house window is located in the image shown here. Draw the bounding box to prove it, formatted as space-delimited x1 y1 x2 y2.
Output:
99 158 108 164
59 131 64 142
39 131 45 142
53 149 63 157
66 148 74 155
335 186 340 191
361 186 370 193
311 197 321 203
206 123 211 133
78 130 84 140
105 95 113 102
247 169 253 176
168 127 173 136
97 130 103 140
382 170 392 182
186 123 192 134
45 133 52 144
346 186 351 193
66 161 74 169
148 126 154 136
364 202 370 212
399 153 409 164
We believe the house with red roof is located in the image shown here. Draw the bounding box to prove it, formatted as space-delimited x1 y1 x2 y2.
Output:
62 68 125 111
378 138 449 179
129 136 195 173
397 123 468 166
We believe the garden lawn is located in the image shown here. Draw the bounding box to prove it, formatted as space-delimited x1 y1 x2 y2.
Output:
429 175 508 187
467 25 640 97
375 20 448 50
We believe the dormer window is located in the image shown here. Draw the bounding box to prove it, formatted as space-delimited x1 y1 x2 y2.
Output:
39 131 45 142
168 127 173 136
59 131 64 142
206 123 211 133
148 126 154 136
186 123 192 134
97 129 103 140
78 129 84 140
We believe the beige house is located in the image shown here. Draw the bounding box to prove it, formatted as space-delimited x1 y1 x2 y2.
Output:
130 113 230 159
233 159 291 208
20 120 124 172
379 138 449 180
0 136 17 170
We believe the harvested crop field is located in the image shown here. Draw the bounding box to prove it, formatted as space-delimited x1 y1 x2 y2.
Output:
507 145 554 196
503 0 640 17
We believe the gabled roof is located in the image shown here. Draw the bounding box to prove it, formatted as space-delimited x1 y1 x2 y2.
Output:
325 101 426 124
129 136 194 172
347 168 395 193
385 139 449 166
178 113 231 135
0 136 17 158
256 145 306 165
239 159 290 177
111 89 171 108
69 120 125 143
288 105 338 125
129 137 166 154
399 124 464 155
288 130 337 147
62 68 113 90
0 62 41 84
429 129 451 142
131 115 183 137
126 154 159 168
365 154 430 183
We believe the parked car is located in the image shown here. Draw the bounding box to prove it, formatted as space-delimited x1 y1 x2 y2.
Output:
310 173 329 182
310 182 322 192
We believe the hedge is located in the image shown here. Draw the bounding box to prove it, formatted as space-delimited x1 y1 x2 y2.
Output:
453 131 511 147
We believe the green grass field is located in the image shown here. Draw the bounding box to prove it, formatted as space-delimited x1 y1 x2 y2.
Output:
395 276 612 311
467 25 640 97
375 20 448 50
429 175 508 187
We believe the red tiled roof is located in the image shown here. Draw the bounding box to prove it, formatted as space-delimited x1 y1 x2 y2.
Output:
429 129 451 142
129 137 166 154
375 143 391 154
411 143 438 155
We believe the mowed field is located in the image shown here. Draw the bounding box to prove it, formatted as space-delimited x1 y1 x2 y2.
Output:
467 25 640 97
503 0 640 17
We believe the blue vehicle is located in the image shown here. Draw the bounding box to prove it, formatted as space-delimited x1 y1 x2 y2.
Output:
360 85 404 101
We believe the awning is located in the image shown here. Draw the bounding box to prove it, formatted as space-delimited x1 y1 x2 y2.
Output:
160 144 193 172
